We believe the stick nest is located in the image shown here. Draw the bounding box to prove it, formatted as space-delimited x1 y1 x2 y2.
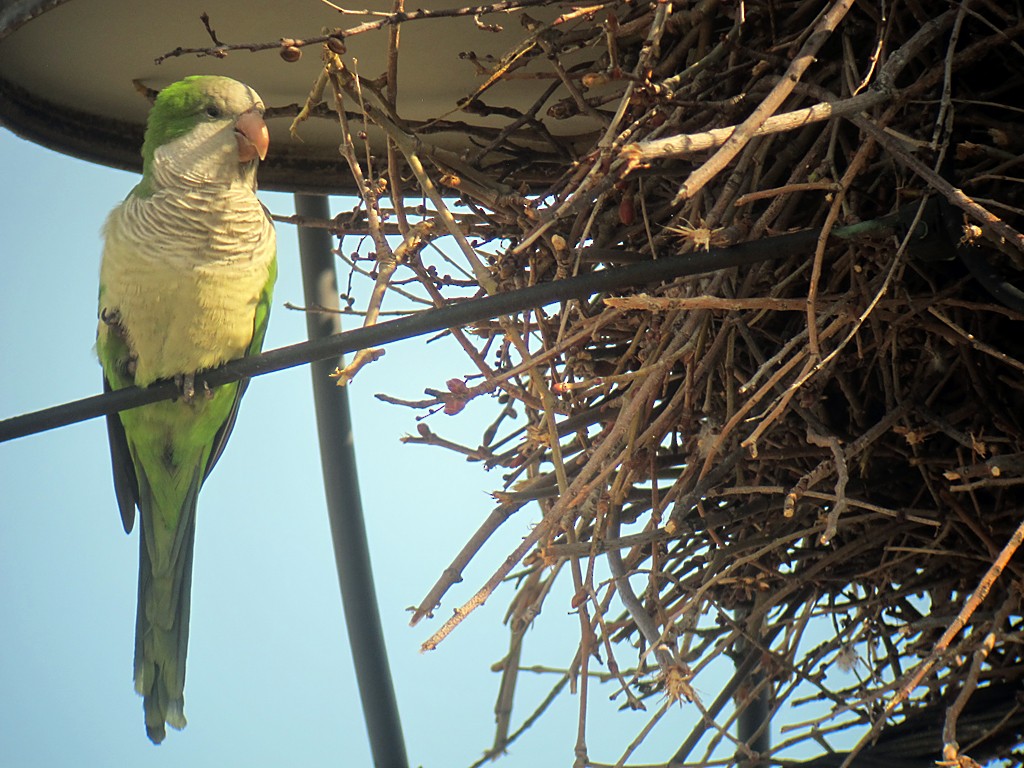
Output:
274 0 1024 764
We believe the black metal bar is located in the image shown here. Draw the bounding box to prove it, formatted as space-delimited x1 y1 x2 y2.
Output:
669 600 804 766
295 193 409 768
0 228 820 442
734 606 771 763
0 198 947 444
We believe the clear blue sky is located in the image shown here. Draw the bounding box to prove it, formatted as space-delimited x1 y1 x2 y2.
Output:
0 128 731 767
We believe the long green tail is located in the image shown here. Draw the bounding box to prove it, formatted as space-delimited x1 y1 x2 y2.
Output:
131 458 201 744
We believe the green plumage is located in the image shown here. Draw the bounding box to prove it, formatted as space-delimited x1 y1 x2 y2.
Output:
97 76 276 743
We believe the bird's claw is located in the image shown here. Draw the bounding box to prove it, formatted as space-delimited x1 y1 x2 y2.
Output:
174 373 196 403
173 373 212 403
101 307 130 346
101 307 138 379
100 307 122 327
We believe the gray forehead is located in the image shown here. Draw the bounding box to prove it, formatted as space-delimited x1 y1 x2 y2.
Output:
208 77 264 111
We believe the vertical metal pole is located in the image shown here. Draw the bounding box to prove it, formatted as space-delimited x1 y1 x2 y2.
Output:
294 193 409 768
735 605 771 764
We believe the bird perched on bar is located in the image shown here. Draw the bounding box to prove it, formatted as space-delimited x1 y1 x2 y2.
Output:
96 75 277 743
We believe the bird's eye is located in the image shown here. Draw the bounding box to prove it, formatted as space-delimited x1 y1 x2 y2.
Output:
204 105 222 119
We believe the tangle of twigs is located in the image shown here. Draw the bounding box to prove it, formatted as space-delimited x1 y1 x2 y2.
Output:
180 1 1024 765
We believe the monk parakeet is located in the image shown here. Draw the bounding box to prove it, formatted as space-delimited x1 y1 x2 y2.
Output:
97 75 277 743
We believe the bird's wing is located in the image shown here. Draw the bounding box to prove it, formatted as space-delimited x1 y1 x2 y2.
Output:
203 249 277 480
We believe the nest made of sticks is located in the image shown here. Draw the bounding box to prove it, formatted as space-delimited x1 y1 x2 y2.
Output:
174 0 1024 764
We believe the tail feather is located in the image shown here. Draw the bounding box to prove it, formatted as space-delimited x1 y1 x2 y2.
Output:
133 463 200 745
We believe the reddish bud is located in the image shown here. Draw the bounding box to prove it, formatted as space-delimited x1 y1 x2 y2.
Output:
447 378 469 395
618 193 636 226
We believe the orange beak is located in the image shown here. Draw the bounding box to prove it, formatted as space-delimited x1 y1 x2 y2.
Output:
235 109 269 162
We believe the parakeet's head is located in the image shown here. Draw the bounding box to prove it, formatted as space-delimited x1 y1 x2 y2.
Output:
139 75 269 192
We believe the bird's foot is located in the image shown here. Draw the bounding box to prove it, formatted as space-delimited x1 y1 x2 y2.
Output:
100 306 121 327
174 372 197 403
100 307 131 345
101 308 138 380
173 373 212 403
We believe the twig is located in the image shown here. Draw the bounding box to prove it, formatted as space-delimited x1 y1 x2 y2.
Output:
672 0 857 203
841 514 1024 767
154 0 558 63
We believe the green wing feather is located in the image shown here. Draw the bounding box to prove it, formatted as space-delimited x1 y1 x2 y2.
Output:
202 253 276 476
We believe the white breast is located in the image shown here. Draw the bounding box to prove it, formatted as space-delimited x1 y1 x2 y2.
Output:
99 186 275 387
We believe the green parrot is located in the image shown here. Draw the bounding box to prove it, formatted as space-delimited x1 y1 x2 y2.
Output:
96 75 277 744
